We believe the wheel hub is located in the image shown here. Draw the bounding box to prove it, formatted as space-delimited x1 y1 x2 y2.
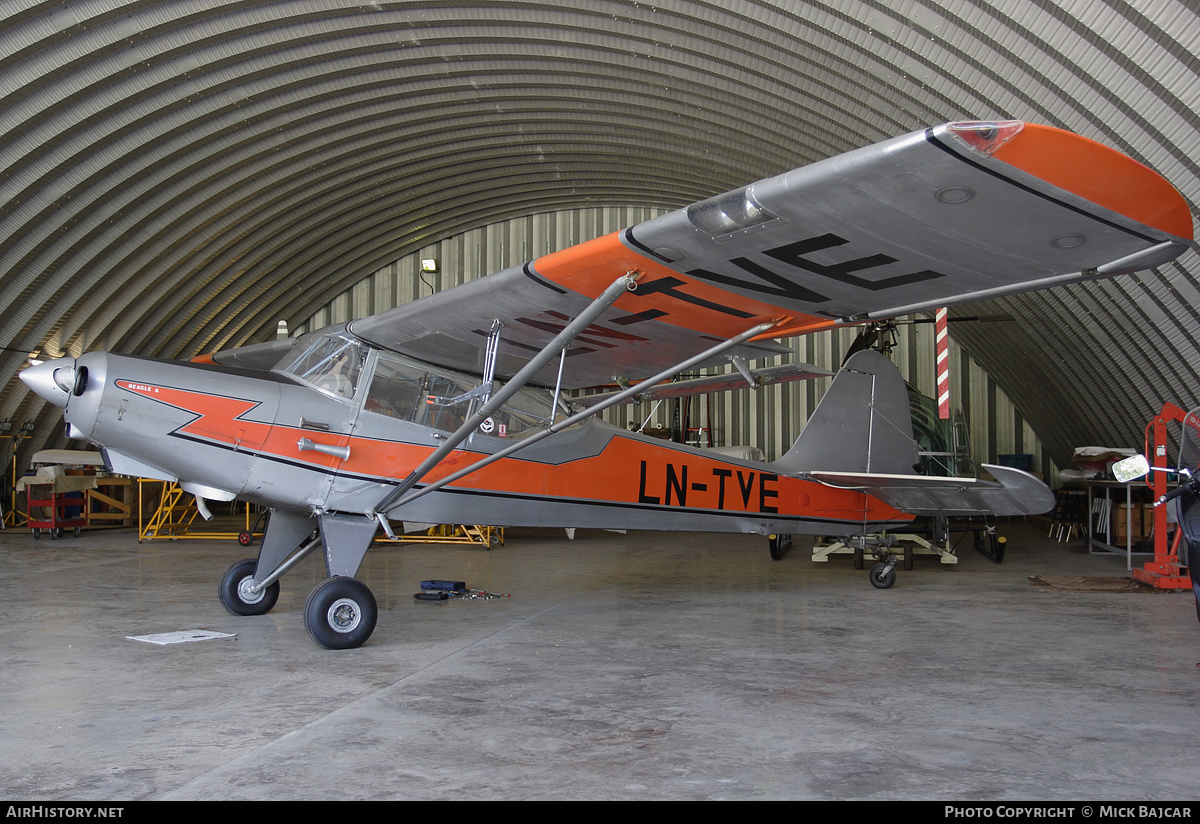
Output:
237 576 265 605
327 598 361 633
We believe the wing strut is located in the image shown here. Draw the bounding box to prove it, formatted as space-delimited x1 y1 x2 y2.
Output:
376 318 781 519
371 271 641 519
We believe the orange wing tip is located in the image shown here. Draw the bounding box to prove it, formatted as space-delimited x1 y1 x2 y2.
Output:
948 121 1193 242
190 354 217 364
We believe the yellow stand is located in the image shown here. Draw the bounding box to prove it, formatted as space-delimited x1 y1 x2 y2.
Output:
2 430 31 528
138 480 259 542
378 523 504 548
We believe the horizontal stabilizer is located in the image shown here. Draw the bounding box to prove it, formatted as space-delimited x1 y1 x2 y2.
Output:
810 463 1056 517
573 362 830 407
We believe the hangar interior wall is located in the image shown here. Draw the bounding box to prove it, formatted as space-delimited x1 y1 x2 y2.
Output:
299 208 1059 486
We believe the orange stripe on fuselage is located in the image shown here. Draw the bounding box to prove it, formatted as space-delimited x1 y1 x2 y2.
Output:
531 233 828 340
128 382 908 525
335 428 909 524
993 124 1193 241
118 382 350 471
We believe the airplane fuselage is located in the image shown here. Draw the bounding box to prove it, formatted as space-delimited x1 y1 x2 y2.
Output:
50 336 909 539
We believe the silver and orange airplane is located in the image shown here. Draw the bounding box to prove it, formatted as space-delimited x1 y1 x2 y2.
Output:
21 121 1194 648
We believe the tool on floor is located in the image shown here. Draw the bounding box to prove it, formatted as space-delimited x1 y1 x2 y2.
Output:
413 579 511 601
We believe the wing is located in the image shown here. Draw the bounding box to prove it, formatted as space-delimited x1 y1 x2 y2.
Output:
348 120 1192 388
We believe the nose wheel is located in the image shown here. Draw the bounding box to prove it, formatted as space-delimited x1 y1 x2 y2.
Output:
303 576 377 650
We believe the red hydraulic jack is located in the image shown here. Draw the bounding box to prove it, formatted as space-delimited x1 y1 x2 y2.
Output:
1135 402 1194 590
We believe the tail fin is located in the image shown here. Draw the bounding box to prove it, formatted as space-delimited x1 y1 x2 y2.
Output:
775 349 918 475
774 349 1054 517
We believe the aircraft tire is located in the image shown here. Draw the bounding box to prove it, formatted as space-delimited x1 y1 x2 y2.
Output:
304 576 377 650
869 563 896 589
218 558 280 616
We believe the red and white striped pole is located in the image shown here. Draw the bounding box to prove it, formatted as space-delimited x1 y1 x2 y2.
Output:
936 307 950 420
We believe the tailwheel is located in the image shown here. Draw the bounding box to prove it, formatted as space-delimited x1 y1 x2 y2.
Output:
304 576 377 650
768 533 792 561
869 562 896 589
218 558 280 616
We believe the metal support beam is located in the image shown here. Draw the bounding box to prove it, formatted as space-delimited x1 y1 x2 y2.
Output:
371 271 640 516
381 319 779 516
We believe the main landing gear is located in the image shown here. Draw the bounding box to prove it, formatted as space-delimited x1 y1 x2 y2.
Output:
303 577 377 650
218 558 280 615
216 510 380 650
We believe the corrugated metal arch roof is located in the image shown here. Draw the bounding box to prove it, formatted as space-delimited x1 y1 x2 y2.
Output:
2 0 1198 467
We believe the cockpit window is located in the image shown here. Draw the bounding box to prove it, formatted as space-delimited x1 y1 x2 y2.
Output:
364 356 426 421
363 350 566 437
281 333 369 400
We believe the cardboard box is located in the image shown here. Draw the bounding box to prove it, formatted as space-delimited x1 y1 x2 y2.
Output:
1116 503 1146 542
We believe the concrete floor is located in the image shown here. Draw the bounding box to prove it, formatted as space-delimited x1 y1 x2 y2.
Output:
0 518 1197 800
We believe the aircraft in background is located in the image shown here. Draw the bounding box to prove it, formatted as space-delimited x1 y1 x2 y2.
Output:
21 121 1194 648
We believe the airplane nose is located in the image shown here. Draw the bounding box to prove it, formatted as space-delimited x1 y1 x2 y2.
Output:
20 358 77 408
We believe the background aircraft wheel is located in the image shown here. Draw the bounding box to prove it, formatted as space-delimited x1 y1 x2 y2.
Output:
869 563 896 589
304 576 377 650
768 533 792 560
218 558 279 616
237 531 254 546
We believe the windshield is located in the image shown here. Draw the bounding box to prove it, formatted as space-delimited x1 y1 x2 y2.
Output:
279 332 370 400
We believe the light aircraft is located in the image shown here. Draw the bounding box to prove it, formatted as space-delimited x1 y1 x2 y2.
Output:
21 121 1194 649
